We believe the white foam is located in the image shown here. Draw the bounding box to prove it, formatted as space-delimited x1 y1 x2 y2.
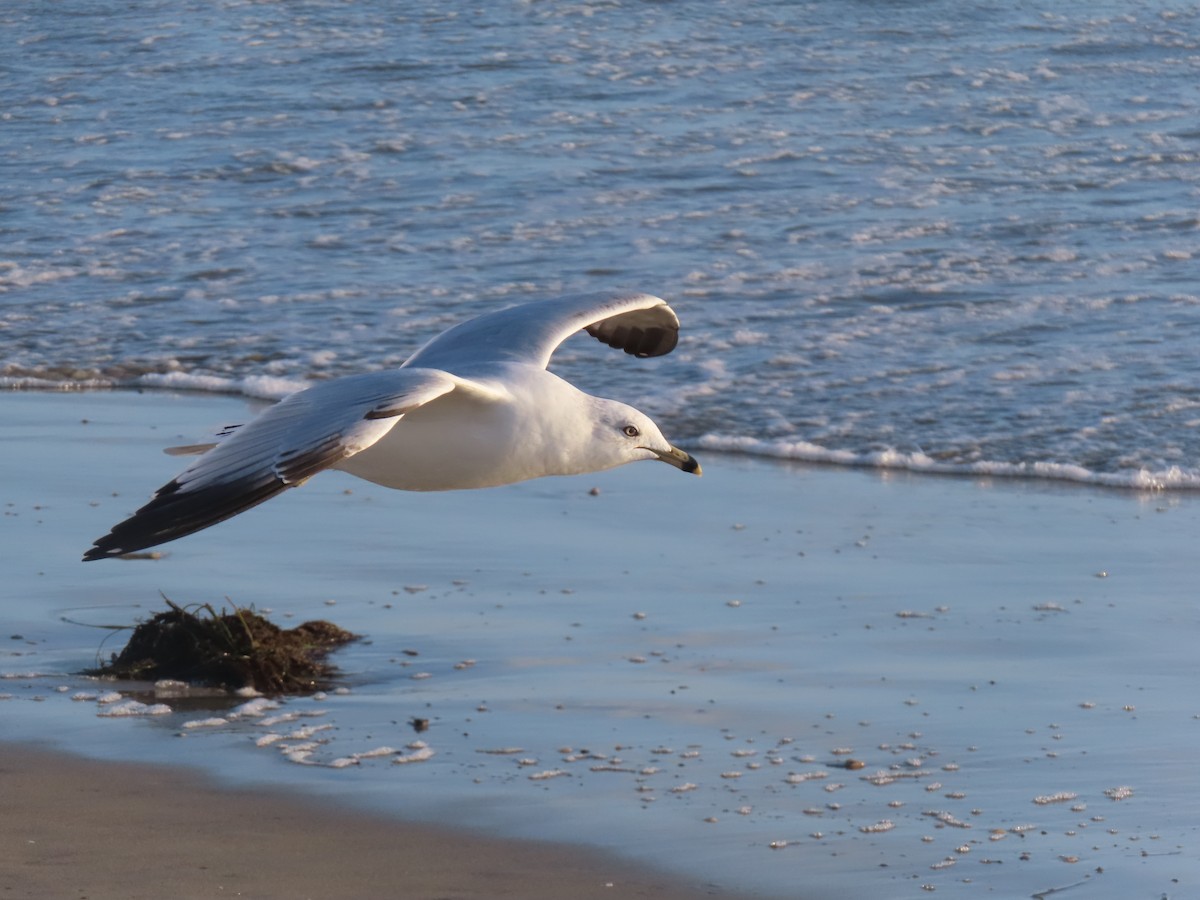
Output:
284 723 334 740
228 697 281 719
0 263 81 287
181 717 229 729
0 376 115 391
353 745 401 759
134 372 306 401
97 699 172 717
698 434 1200 491
258 712 301 727
392 742 436 765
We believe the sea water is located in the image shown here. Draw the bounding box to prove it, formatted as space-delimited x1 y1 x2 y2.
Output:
5 0 1200 488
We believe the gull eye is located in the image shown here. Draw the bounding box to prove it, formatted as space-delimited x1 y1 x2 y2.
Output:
622 424 640 438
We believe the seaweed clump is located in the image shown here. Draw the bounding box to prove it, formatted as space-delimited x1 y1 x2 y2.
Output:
89 599 358 694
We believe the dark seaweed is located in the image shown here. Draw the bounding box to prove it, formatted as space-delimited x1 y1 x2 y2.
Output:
87 599 357 694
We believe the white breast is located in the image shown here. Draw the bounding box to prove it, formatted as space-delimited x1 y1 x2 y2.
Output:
333 368 595 491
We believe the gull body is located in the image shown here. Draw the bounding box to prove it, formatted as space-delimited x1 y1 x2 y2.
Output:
84 291 700 561
335 363 666 491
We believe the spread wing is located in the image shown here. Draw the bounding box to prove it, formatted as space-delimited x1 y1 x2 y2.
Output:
83 369 466 560
402 291 680 373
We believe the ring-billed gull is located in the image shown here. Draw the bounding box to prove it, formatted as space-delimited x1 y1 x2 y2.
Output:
83 292 700 561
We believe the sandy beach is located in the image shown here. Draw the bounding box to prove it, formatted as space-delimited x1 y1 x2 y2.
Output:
3 389 1199 899
1 742 744 900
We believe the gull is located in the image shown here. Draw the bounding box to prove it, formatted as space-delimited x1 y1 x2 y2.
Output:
83 291 700 561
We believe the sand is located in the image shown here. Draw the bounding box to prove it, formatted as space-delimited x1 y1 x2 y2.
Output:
1 742 742 900
4 389 1200 899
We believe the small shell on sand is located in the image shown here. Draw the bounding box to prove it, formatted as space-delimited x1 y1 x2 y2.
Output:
923 810 971 829
1033 791 1078 805
527 769 569 781
859 820 895 833
785 770 829 784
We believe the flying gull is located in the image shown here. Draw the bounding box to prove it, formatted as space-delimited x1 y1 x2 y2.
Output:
84 291 700 560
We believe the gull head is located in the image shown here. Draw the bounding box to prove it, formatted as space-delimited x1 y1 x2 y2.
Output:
590 399 701 477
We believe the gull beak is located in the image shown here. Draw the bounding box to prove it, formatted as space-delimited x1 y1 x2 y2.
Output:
649 444 702 476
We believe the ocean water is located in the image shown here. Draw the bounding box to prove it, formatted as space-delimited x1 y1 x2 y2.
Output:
6 0 1200 489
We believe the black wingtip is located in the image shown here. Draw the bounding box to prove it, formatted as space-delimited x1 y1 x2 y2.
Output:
80 474 291 562
583 299 680 359
585 323 678 358
82 534 131 561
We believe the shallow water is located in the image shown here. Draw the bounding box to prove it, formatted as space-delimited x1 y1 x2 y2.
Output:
6 1 1200 487
4 391 1199 898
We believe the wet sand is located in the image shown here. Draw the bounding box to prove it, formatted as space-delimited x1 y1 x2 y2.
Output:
2 742 745 900
3 390 1199 898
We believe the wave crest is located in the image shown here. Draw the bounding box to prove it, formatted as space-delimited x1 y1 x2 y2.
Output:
697 434 1199 491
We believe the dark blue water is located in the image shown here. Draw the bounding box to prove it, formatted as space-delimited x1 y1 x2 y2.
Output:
6 0 1200 486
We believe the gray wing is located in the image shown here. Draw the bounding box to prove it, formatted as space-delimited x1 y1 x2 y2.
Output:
402 291 680 372
83 369 459 560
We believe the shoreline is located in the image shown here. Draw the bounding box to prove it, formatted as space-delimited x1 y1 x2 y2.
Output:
14 382 1199 494
1 741 745 900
